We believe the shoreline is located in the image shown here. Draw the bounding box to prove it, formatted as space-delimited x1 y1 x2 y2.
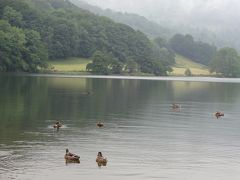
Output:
28 73 240 83
2 72 240 83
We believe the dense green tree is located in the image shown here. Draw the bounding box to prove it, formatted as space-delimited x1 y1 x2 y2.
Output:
184 68 192 76
140 59 169 76
22 29 48 72
153 37 175 66
169 34 216 65
0 20 47 72
86 51 110 75
210 47 240 77
109 58 123 74
152 61 167 76
154 37 168 49
126 59 138 73
2 6 23 27
158 48 175 65
0 20 25 71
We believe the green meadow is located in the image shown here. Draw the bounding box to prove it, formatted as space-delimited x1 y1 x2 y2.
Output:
170 54 213 76
48 55 214 76
48 57 91 72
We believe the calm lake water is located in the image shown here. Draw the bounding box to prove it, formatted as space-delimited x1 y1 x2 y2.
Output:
1 74 240 180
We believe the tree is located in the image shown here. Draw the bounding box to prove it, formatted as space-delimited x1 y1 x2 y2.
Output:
158 47 175 65
184 68 192 76
126 59 138 73
22 29 48 72
0 20 25 71
169 34 216 65
154 37 168 49
0 20 47 72
210 47 240 77
109 58 123 74
2 6 23 27
152 61 166 76
86 51 110 74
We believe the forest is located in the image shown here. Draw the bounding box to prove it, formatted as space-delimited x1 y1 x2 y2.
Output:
0 0 174 75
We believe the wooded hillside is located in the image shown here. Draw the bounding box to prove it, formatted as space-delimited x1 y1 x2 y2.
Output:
0 0 173 75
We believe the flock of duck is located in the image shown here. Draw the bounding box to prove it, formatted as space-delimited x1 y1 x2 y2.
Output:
171 103 224 119
53 121 107 167
53 105 223 166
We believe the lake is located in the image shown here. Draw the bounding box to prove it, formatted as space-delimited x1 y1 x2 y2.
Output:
1 74 240 180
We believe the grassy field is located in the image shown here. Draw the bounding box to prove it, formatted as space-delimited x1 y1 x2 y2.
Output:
48 57 91 72
47 55 213 76
170 54 212 76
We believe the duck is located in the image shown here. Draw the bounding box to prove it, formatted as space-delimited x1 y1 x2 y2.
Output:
215 111 224 119
96 152 107 166
53 121 62 129
172 103 181 109
97 121 104 128
64 149 80 163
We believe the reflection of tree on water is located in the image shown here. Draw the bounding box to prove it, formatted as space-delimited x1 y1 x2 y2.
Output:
1 75 240 141
0 75 50 143
168 81 240 103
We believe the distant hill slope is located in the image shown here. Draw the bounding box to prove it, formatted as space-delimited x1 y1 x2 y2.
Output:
171 54 211 76
71 0 240 51
70 0 172 39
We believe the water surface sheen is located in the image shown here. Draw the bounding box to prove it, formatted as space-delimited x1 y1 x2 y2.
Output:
0 74 240 180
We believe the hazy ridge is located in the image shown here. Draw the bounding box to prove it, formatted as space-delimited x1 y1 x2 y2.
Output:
77 0 240 51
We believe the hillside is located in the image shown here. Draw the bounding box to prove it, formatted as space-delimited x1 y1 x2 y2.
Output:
76 0 240 51
0 0 173 75
70 0 172 39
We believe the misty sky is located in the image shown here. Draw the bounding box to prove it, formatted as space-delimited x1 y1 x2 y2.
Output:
82 0 239 27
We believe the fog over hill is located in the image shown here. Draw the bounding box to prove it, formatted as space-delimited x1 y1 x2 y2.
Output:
82 0 239 27
70 0 172 38
79 0 240 50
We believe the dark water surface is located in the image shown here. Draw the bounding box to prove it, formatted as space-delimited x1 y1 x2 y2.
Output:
1 74 240 180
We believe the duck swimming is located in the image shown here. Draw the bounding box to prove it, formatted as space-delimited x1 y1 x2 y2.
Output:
53 121 62 129
215 111 224 119
64 149 80 163
96 152 107 167
171 103 181 109
97 122 104 128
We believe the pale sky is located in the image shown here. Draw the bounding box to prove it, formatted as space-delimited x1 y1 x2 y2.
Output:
83 0 237 13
